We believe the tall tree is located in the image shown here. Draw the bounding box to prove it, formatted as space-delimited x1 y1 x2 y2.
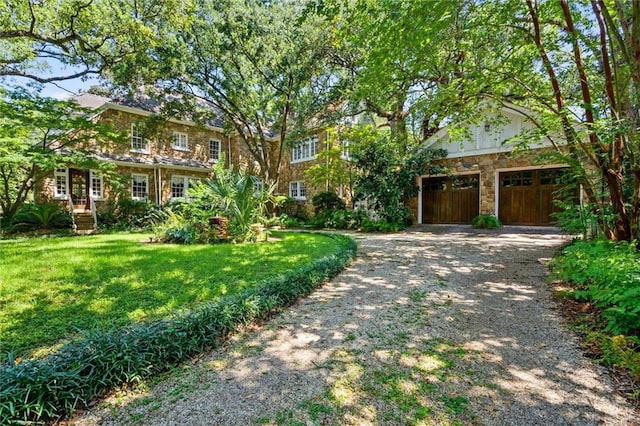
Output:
119 0 334 186
325 0 482 147
0 87 124 221
476 0 640 241
0 0 190 85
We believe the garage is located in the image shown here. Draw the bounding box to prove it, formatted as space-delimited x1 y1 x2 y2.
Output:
498 168 574 225
422 175 479 224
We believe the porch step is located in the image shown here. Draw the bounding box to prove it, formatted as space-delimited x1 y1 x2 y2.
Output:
73 212 97 233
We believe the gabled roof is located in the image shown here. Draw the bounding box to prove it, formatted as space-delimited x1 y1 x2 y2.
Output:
72 91 226 131
423 101 535 148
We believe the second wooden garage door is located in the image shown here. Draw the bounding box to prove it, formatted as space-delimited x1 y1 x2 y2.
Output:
498 168 573 225
422 175 479 224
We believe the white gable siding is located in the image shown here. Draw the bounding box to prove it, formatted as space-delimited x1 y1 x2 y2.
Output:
429 110 539 159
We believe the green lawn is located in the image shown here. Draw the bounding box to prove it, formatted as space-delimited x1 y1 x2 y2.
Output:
0 232 339 358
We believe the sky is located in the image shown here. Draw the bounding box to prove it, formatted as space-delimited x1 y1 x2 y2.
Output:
1 59 99 100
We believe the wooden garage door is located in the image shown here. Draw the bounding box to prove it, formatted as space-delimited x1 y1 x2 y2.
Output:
422 175 479 224
499 168 574 225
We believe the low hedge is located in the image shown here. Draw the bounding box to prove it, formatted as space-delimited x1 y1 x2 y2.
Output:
0 233 356 424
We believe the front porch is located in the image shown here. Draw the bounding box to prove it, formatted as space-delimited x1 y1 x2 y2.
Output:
55 167 101 233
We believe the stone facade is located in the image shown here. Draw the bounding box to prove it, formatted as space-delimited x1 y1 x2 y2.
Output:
413 147 568 223
36 101 228 209
94 109 230 166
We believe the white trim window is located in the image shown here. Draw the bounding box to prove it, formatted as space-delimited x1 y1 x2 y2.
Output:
131 173 148 200
89 170 103 199
252 177 264 195
209 139 221 162
172 132 189 150
130 123 149 153
291 136 319 163
54 168 68 199
289 181 307 200
341 140 351 160
170 175 199 199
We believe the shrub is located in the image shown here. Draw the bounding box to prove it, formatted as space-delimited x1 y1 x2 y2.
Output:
585 333 640 381
152 210 224 244
277 197 310 221
97 199 158 231
10 203 72 231
277 214 306 229
0 233 356 424
551 239 640 335
312 191 345 214
471 214 502 229
360 217 405 233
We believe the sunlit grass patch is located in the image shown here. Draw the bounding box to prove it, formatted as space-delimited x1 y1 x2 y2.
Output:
0 231 339 358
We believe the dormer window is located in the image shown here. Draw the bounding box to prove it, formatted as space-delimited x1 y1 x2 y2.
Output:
172 132 189 150
130 124 149 153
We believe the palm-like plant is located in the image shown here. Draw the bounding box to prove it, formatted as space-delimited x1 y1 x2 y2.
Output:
196 162 281 242
10 203 72 231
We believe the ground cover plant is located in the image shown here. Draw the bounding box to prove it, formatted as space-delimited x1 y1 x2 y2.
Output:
0 232 356 424
551 239 640 388
0 232 341 359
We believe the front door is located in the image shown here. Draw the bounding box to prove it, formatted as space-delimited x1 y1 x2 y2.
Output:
69 169 89 209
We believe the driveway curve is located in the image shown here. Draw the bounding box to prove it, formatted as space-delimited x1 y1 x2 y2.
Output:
76 226 637 425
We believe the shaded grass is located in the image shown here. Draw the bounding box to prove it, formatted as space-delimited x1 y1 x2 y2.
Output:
0 232 338 358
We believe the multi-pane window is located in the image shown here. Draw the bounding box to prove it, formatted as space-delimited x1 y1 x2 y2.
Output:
289 181 307 200
130 124 149 152
54 168 68 198
89 171 103 199
501 171 534 187
131 174 148 200
172 132 189 150
171 175 187 199
291 137 319 163
209 139 221 162
540 168 569 185
253 177 264 195
341 140 351 160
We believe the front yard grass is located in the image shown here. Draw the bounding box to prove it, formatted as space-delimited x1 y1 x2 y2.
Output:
0 231 339 359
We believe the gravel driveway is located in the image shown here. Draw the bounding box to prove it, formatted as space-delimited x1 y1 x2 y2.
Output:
75 226 637 425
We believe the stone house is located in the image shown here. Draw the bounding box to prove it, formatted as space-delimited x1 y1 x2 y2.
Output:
36 92 355 229
277 130 353 205
36 93 233 229
413 104 576 226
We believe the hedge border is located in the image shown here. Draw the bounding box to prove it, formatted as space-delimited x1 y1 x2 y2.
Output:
0 233 356 424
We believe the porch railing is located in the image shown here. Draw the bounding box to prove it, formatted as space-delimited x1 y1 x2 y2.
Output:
89 195 98 230
67 196 77 231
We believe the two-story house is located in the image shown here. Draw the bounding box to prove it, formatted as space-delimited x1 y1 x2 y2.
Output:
36 93 232 230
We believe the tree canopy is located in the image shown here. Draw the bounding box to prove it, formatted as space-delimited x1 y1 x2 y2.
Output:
3 0 640 241
0 87 123 221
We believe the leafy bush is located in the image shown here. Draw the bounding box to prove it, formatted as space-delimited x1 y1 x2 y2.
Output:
276 214 307 229
153 163 282 243
360 217 406 233
347 125 445 226
0 234 356 424
97 198 158 231
471 214 502 229
9 203 72 231
277 197 310 221
585 333 640 381
312 191 345 214
551 239 640 335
